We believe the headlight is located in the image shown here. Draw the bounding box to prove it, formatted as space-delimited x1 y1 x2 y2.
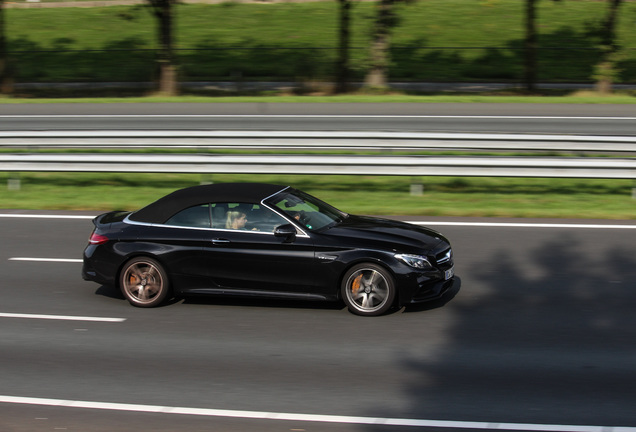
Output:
395 253 432 269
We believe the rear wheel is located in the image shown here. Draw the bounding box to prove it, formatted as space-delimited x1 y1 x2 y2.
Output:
119 257 169 308
341 263 395 316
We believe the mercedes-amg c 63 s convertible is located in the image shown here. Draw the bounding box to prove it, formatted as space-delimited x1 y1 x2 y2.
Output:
83 183 455 316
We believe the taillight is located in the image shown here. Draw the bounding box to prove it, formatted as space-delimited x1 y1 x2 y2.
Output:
89 232 109 245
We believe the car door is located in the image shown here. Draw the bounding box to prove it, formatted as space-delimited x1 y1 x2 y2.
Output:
201 203 319 297
149 204 214 291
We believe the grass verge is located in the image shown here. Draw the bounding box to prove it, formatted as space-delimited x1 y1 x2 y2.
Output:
2 91 636 104
2 173 635 220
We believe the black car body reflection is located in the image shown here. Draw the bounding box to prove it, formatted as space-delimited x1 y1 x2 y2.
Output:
83 183 455 316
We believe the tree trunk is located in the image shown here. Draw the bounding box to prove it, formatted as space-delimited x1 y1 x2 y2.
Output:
595 61 613 95
158 61 177 96
364 0 393 90
334 0 352 94
0 0 13 95
523 0 538 93
153 0 178 96
601 0 621 48
596 0 622 94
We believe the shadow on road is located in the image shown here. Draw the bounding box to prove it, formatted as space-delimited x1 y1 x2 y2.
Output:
363 230 636 430
181 295 346 312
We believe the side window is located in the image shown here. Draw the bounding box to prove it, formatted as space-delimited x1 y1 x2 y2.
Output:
246 204 288 232
211 203 229 229
165 204 211 228
211 202 288 232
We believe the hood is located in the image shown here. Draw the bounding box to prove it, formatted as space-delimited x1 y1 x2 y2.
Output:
321 215 447 253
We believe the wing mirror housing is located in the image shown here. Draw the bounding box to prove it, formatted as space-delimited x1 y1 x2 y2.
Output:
274 223 297 243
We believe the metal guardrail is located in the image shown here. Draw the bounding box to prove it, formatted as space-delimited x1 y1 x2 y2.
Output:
2 154 635 179
1 131 635 179
2 131 636 152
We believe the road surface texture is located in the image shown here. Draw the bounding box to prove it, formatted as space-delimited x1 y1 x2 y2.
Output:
1 103 635 135
1 213 635 431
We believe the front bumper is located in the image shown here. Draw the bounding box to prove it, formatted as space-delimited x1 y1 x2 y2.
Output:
408 276 455 304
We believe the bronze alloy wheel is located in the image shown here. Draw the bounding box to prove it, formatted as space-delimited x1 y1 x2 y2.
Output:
341 263 395 316
119 257 169 307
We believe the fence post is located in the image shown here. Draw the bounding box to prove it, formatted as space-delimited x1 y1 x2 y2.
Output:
410 181 423 196
7 173 20 191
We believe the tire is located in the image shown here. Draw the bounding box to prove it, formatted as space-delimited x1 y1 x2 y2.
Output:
341 263 396 316
119 257 170 308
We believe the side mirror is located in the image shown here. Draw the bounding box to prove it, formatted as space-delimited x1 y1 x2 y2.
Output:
274 223 297 243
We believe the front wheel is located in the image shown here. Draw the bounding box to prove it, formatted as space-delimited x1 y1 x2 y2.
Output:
341 263 396 316
119 257 170 308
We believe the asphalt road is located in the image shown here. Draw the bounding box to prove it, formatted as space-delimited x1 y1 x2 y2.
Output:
1 102 635 430
1 103 636 135
1 213 635 432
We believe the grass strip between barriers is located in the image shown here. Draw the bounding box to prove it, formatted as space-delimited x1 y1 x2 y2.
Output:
1 172 635 220
1 94 636 104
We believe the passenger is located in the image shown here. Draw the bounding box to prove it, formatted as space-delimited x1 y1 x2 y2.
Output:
226 211 247 230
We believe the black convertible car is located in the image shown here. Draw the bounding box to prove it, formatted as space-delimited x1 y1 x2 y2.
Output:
83 183 455 316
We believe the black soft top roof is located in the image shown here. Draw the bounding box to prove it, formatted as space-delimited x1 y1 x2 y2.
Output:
129 183 287 224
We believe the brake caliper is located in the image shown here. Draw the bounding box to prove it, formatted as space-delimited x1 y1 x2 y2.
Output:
351 274 363 295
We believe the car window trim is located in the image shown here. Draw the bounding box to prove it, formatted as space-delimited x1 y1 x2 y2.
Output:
260 201 309 238
123 212 310 238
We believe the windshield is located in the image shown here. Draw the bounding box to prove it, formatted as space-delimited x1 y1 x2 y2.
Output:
265 188 347 231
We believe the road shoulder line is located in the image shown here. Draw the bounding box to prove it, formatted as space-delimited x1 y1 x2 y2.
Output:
0 395 632 432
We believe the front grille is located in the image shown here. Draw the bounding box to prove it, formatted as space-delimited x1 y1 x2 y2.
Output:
436 247 452 265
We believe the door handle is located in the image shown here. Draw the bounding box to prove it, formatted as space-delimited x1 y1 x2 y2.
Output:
211 238 230 244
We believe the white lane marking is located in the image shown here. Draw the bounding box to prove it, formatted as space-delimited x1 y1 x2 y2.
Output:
0 395 633 432
9 257 83 263
407 221 636 230
1 213 634 230
2 130 636 141
0 313 125 323
1 114 636 120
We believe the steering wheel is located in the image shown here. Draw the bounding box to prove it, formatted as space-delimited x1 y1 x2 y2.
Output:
297 210 311 225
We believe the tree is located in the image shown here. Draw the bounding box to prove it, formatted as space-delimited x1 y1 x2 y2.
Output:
334 0 353 94
524 0 561 93
523 0 538 92
595 0 623 94
364 0 400 90
0 0 12 95
146 0 178 96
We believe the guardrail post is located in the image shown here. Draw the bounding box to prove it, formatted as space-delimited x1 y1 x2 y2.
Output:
410 181 423 196
7 174 21 191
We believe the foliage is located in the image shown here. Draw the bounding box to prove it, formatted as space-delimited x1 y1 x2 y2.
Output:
3 0 635 84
